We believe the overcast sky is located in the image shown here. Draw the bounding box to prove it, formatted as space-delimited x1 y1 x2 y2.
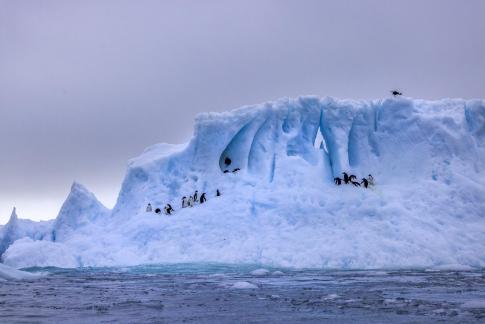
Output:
1 0 484 224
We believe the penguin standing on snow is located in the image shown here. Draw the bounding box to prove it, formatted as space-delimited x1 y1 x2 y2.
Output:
361 178 369 188
349 174 357 182
193 190 198 203
188 196 194 207
155 208 161 214
181 196 187 208
216 189 221 197
165 203 174 215
199 193 207 204
334 177 342 185
146 203 152 212
367 174 375 186
342 172 350 184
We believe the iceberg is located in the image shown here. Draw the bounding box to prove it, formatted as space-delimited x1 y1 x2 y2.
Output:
2 96 484 270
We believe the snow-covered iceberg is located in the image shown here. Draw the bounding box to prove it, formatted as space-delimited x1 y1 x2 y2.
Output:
2 96 485 270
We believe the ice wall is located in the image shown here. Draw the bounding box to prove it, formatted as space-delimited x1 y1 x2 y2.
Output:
111 96 485 218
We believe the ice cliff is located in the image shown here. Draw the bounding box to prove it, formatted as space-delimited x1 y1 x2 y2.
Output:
2 96 485 269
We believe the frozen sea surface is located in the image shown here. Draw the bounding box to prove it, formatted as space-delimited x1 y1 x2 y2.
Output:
1 264 484 323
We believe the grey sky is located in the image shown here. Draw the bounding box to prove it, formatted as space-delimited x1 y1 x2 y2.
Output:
1 0 484 224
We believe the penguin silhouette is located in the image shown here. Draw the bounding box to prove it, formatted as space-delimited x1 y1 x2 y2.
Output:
342 172 350 184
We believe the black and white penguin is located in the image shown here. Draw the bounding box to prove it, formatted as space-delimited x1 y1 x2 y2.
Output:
351 180 361 187
193 190 198 203
391 90 402 96
342 172 350 184
166 204 174 214
334 177 342 185
361 178 369 188
224 157 232 166
232 168 240 173
216 189 221 197
200 193 207 204
349 174 357 181
155 208 161 214
146 203 152 212
223 170 230 173
367 174 375 186
181 196 187 208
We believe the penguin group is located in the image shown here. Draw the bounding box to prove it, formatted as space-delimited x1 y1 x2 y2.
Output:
181 190 208 208
334 172 375 188
145 189 221 216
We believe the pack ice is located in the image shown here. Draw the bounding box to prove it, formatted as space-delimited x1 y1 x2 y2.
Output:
2 96 485 270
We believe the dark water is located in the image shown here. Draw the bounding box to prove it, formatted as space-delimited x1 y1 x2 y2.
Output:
1 264 484 323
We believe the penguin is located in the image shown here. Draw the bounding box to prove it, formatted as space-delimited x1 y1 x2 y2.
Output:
391 90 402 96
367 174 375 186
361 178 369 188
193 190 198 203
349 174 357 181
146 203 152 212
351 180 361 187
224 157 232 166
164 206 170 215
232 168 240 173
223 170 230 173
334 177 342 185
181 196 187 208
155 208 161 214
199 193 207 204
216 189 221 197
167 204 175 215
342 172 350 184
188 196 194 207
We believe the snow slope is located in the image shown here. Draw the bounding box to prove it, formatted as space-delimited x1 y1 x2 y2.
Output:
2 96 485 269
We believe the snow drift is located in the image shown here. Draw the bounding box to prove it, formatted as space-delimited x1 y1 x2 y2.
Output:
2 96 485 269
